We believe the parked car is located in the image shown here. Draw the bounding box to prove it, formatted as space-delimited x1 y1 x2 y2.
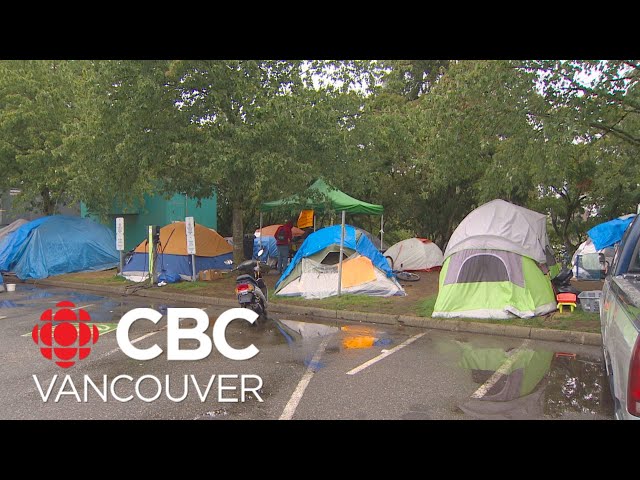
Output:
600 215 640 420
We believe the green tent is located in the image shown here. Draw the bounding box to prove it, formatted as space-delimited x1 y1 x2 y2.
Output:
432 200 557 319
260 178 383 215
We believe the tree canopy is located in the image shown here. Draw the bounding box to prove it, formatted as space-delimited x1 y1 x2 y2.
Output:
1 59 638 261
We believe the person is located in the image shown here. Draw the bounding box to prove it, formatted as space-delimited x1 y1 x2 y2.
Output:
275 220 294 274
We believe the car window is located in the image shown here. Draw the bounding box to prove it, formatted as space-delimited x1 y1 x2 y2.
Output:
629 238 640 274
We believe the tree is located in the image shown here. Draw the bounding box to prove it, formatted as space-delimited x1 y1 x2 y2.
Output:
160 60 369 262
0 61 80 214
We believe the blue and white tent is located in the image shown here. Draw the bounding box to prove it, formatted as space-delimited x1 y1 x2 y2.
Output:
0 216 119 280
274 225 405 299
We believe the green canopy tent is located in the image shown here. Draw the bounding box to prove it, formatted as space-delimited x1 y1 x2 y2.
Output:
260 178 384 295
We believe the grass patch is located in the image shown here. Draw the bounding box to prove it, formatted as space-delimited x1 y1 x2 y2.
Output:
416 295 438 317
413 294 600 333
273 294 395 312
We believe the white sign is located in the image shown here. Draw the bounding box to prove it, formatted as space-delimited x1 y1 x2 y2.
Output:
116 217 125 251
185 216 196 255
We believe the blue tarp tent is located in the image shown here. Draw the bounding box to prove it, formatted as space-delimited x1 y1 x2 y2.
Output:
0 216 119 280
588 215 636 251
274 225 404 299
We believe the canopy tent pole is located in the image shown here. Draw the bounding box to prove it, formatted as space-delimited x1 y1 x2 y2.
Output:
337 210 346 296
259 212 263 249
313 213 316 232
380 214 384 252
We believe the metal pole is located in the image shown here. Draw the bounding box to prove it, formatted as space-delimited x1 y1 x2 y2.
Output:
380 214 384 251
337 210 346 296
191 254 196 282
148 226 154 286
119 251 124 274
313 214 316 232
259 212 263 248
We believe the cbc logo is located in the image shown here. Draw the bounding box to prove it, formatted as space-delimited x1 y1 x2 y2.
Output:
32 301 100 368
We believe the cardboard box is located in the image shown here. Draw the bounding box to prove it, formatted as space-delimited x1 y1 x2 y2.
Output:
198 269 224 281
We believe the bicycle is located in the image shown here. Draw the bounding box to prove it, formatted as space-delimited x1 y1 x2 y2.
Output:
385 255 421 282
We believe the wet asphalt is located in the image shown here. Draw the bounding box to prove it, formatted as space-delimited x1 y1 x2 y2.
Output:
0 284 614 420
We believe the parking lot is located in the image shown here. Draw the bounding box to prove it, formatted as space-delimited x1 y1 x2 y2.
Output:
0 284 614 420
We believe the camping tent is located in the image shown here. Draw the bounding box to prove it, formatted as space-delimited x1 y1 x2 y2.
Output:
384 238 444 271
571 238 613 280
274 225 405 299
262 178 385 295
0 216 119 280
432 200 557 320
122 222 232 282
0 219 28 243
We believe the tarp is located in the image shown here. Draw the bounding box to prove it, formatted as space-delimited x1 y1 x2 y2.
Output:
277 224 393 288
254 224 305 238
261 178 383 215
0 216 119 280
274 225 404 299
134 222 232 256
587 214 636 251
123 222 232 282
444 199 550 264
0 219 28 243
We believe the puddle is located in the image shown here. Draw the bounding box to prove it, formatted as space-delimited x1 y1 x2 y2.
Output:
0 300 24 308
543 356 613 418
456 342 612 419
22 290 55 300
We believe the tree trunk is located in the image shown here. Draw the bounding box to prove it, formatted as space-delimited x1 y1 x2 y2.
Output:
41 187 55 216
232 201 244 264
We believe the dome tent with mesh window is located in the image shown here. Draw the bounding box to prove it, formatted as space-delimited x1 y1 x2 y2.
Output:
274 225 405 299
432 200 557 320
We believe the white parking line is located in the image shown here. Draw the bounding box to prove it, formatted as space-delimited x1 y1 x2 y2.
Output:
97 327 166 360
471 339 531 399
279 337 330 420
346 332 426 376
0 315 6 320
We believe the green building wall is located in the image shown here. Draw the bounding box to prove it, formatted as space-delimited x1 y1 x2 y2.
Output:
81 193 217 252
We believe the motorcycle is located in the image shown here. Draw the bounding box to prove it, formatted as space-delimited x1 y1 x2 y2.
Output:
225 249 270 321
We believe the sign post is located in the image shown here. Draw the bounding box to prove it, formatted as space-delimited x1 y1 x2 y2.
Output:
185 216 197 281
116 217 125 273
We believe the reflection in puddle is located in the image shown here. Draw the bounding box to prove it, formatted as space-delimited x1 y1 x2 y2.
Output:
543 356 612 418
278 319 339 339
455 341 612 419
273 318 393 370
0 300 23 308
23 290 55 300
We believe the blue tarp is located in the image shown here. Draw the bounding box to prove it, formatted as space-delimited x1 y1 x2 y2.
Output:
123 252 232 279
276 224 394 289
588 215 636 251
0 216 119 280
253 236 278 262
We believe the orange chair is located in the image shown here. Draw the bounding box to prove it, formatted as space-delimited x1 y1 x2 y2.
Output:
556 292 577 313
